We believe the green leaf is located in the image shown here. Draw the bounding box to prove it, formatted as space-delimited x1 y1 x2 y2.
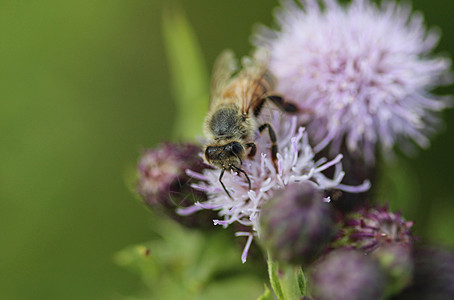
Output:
198 275 265 300
281 266 305 300
115 217 265 300
267 253 284 300
162 7 209 141
257 285 274 300
297 267 307 297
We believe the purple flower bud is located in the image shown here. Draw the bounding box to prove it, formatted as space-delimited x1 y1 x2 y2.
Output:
259 182 337 266
311 249 385 300
137 142 214 227
337 205 414 252
371 244 413 296
396 245 454 299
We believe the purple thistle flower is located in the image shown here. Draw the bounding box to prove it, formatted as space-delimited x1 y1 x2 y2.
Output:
338 205 414 252
254 0 452 163
180 112 370 262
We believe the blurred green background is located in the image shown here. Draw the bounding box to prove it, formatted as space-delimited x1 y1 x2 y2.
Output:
0 0 453 299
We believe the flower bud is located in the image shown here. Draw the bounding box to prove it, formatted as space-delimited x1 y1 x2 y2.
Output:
371 244 413 296
337 205 413 252
259 182 337 266
396 245 454 299
137 142 214 228
310 249 385 300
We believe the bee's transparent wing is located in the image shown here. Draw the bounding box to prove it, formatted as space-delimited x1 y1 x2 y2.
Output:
210 49 238 107
240 48 273 114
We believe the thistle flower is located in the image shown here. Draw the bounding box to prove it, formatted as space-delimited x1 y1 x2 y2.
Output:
255 0 452 163
179 112 370 262
260 182 336 266
137 142 214 228
338 205 414 252
310 248 385 300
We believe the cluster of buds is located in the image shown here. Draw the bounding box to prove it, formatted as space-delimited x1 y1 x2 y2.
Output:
251 0 453 297
257 184 417 299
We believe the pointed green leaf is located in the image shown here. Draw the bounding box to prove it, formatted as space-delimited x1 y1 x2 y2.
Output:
267 252 307 300
267 253 284 300
162 7 209 141
297 267 307 297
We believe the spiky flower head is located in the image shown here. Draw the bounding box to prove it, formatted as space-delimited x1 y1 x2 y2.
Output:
255 0 452 163
137 142 213 227
180 113 369 262
338 205 414 252
310 248 385 300
260 182 336 266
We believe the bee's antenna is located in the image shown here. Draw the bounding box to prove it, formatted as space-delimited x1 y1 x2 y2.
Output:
219 169 233 199
233 165 252 191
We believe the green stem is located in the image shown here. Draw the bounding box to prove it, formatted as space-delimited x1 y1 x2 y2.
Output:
267 252 306 300
267 252 284 300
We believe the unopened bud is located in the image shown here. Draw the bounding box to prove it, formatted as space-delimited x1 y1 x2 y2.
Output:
137 142 214 228
372 244 413 296
259 182 336 266
310 249 385 300
337 205 413 252
396 245 454 299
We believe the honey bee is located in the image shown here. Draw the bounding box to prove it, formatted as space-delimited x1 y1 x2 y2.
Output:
203 49 298 198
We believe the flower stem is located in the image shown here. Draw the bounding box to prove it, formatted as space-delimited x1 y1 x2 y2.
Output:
267 252 306 299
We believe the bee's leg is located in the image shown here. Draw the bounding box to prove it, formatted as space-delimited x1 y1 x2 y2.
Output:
264 95 299 113
254 95 299 117
253 97 267 117
258 123 278 171
219 169 233 199
232 165 252 191
245 142 257 158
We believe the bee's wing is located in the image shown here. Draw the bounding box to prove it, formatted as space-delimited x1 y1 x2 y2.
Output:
240 49 273 115
210 49 238 107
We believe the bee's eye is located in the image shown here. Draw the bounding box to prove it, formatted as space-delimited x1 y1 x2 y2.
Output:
205 146 217 158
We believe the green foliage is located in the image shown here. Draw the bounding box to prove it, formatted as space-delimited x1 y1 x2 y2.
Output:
162 7 209 141
256 285 274 300
115 217 264 300
266 253 306 300
376 160 420 215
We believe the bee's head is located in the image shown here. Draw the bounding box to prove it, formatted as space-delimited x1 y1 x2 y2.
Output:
204 141 245 170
